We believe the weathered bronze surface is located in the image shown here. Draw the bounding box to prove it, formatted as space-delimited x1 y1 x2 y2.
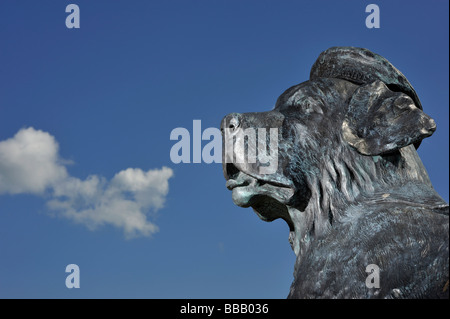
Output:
221 47 449 299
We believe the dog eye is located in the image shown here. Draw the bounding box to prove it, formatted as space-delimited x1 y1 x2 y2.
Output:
303 100 323 115
304 102 312 113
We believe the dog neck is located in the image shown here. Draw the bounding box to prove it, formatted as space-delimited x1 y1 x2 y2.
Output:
285 144 446 258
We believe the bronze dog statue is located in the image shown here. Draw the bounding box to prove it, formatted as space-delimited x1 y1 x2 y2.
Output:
221 47 449 298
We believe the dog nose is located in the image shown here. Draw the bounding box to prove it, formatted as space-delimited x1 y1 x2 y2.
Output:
221 113 242 134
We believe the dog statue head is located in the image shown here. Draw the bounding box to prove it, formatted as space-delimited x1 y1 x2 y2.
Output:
221 47 443 257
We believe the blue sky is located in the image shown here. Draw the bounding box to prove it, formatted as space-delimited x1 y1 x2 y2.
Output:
0 0 448 298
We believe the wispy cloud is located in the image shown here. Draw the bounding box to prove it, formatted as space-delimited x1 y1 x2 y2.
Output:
0 127 173 238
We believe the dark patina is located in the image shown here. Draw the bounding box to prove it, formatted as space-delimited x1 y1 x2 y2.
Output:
221 47 449 298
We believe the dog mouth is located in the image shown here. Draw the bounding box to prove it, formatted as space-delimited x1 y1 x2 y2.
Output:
224 163 293 189
224 163 295 210
225 169 258 190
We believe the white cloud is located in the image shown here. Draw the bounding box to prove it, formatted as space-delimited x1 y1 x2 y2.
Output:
0 127 173 238
0 127 68 194
48 167 173 238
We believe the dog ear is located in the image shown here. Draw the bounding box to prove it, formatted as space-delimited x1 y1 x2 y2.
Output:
342 80 436 156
